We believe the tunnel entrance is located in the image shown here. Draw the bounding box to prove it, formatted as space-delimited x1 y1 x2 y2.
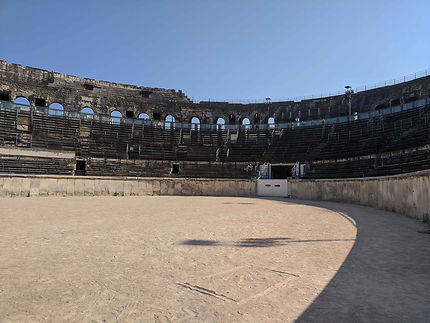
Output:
126 111 134 118
270 165 292 179
75 160 86 176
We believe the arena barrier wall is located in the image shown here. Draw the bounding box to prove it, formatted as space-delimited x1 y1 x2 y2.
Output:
289 170 430 222
0 175 255 197
1 172 429 222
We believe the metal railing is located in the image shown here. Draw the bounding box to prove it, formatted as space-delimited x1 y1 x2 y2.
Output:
192 69 430 104
1 97 429 131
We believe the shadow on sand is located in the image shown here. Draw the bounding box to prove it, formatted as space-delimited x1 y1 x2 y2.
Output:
180 237 354 248
181 197 430 321
262 197 430 322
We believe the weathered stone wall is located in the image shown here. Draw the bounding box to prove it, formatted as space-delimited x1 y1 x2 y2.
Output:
0 175 256 197
289 170 430 222
1 172 429 223
1 60 429 124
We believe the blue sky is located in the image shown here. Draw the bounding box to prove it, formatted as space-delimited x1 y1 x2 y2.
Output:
0 0 428 102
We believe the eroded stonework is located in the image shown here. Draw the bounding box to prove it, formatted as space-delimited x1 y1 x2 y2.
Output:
1 60 429 124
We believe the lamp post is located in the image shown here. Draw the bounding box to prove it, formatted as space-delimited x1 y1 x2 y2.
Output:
345 86 354 121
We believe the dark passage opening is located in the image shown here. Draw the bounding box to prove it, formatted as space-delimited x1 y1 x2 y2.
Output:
75 160 86 176
35 98 46 107
390 98 400 106
153 112 161 121
128 145 139 159
171 164 180 174
0 92 10 101
141 90 153 98
126 111 134 118
271 165 292 179
228 114 236 124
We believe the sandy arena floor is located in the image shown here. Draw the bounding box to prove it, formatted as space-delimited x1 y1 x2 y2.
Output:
0 196 429 322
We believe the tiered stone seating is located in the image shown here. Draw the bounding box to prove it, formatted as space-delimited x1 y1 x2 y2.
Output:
0 102 429 179
0 154 74 175
306 146 430 179
180 162 255 179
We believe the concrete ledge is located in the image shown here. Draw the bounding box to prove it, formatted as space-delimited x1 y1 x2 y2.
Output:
0 174 256 198
289 169 430 222
0 147 75 158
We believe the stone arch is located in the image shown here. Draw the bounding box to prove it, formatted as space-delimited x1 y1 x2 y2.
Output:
268 116 275 128
190 116 201 131
241 117 251 129
81 107 94 115
138 112 150 120
49 102 64 116
216 117 226 130
165 114 175 130
14 96 30 106
110 110 122 125
165 114 175 123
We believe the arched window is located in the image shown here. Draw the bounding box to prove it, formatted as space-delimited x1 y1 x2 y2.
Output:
80 107 94 119
110 110 122 125
254 113 261 124
191 116 200 131
14 96 30 106
49 102 64 116
138 112 150 120
81 107 94 115
216 117 225 130
165 114 175 130
268 116 275 128
242 117 250 129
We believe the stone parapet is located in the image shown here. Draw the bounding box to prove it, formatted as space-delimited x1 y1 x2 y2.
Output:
0 174 256 198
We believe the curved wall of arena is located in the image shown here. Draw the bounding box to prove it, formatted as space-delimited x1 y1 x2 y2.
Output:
0 174 256 197
0 171 428 223
1 60 430 125
289 170 430 223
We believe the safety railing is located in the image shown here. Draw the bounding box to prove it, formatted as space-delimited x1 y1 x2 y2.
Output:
192 69 430 104
0 97 429 131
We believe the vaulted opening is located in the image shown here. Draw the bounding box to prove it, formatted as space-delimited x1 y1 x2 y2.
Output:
138 113 150 120
141 90 153 98
0 92 10 101
110 110 122 125
228 114 236 124
81 107 94 115
126 111 134 118
49 102 64 116
242 117 250 129
35 98 46 107
14 97 30 106
191 117 200 131
75 160 86 176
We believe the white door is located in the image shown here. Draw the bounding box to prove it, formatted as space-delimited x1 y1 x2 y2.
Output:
256 179 288 197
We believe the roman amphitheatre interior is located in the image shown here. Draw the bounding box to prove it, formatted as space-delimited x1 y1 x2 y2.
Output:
0 61 429 322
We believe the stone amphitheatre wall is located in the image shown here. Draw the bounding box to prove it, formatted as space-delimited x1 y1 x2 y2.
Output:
2 60 430 124
0 172 429 222
289 170 430 222
0 175 255 198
